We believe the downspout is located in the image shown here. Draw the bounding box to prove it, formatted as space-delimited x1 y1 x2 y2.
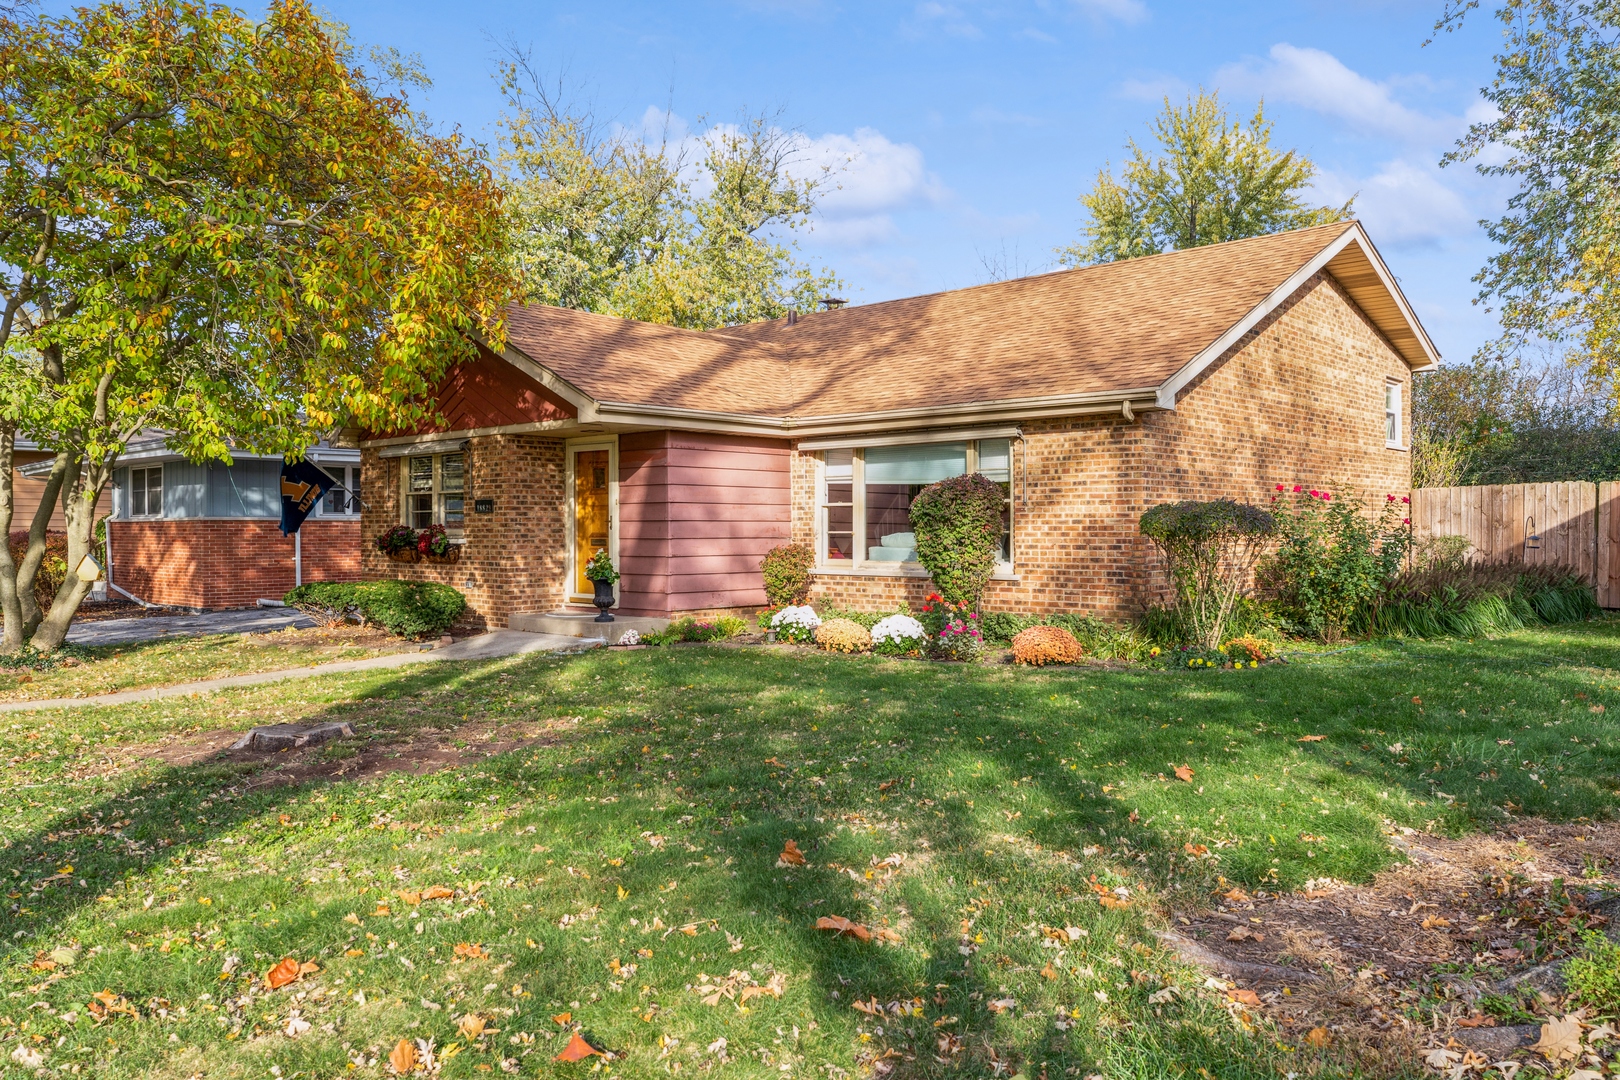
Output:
103 520 161 609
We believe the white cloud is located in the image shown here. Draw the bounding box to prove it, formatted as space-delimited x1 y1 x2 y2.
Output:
1071 0 1148 24
1312 159 1473 246
636 111 948 251
1216 43 1454 144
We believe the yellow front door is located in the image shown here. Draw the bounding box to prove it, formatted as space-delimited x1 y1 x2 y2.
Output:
573 449 611 596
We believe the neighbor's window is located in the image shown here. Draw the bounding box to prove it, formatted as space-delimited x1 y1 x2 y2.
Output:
322 466 360 515
819 438 1012 569
129 466 162 518
404 453 466 530
1385 382 1403 448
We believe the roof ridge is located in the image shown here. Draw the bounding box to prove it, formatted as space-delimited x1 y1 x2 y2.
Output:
700 220 1357 333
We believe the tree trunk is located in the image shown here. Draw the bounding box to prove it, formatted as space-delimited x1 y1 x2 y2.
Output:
15 451 70 638
0 428 20 653
28 460 103 654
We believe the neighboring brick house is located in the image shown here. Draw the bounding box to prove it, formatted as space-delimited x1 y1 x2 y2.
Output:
355 221 1437 628
36 433 365 610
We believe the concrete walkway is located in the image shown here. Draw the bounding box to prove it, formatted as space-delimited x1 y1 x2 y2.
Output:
0 630 596 714
67 608 317 646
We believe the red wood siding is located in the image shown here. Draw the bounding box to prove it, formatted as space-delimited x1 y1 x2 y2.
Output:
614 431 791 616
384 345 576 438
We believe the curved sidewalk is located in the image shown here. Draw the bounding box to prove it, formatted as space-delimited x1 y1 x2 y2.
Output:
0 631 596 714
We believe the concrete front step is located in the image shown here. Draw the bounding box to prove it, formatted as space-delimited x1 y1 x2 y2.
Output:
509 610 669 645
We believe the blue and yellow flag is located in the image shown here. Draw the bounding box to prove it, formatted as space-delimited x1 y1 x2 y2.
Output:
279 459 338 536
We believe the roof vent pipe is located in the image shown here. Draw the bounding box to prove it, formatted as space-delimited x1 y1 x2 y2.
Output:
818 297 848 310
786 310 798 326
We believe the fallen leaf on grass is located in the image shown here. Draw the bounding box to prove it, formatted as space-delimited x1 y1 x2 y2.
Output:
986 997 1016 1014
1226 989 1262 1007
344 949 365 958
1297 735 1326 743
1182 843 1208 856
284 1015 311 1038
776 840 806 867
1304 1027 1330 1048
265 957 304 989
1040 963 1059 980
1568 1070 1605 1080
814 915 873 942
9 1045 43 1068
1532 1015 1584 1062
452 943 488 961
1225 926 1264 943
554 1032 602 1062
1424 1048 1460 1069
388 1038 418 1074
1221 888 1251 904
457 1014 491 1039
1456 1015 1496 1028
86 990 137 1021
1173 765 1194 782
421 885 455 901
551 1012 572 1025
398 890 421 906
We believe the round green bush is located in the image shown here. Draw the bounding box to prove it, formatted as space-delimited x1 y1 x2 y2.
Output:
760 543 814 608
285 580 465 639
909 473 1006 609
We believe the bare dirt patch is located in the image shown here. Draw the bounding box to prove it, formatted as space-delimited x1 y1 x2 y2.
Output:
238 624 408 651
1166 820 1620 1070
101 715 582 788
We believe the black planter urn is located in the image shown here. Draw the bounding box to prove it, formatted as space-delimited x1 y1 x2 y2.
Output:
592 579 616 622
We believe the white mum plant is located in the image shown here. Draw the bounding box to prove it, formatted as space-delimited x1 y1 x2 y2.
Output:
870 614 927 652
770 604 821 643
617 628 641 646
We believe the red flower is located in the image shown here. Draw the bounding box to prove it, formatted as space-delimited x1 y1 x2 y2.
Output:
1308 489 1320 498
1276 484 1285 491
1292 485 1302 493
1387 494 1396 502
1322 493 1332 501
1401 496 1411 504
1402 518 1410 525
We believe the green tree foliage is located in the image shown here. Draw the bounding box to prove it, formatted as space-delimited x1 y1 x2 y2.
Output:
909 473 1008 609
1437 0 1620 390
0 0 515 652
1059 91 1352 266
1414 354 1620 484
498 51 843 328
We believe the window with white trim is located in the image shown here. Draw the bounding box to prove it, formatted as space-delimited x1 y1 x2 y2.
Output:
818 439 1012 570
403 453 466 531
322 466 360 515
128 466 162 518
1385 382 1403 448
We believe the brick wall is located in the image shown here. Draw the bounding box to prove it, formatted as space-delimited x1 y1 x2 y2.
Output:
108 518 361 609
360 434 568 629
799 273 1414 619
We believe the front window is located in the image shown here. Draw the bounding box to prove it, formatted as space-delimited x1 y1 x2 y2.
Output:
818 438 1013 569
129 466 162 518
322 466 360 515
1385 382 1403 448
404 453 466 530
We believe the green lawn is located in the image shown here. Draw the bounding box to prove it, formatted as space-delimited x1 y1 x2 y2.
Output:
3 623 1619 1078
0 628 405 702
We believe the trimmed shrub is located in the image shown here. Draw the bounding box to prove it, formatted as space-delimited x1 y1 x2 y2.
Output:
1011 625 1083 666
8 530 67 611
284 581 465 639
1140 499 1276 649
814 617 871 653
760 543 814 608
909 473 1006 609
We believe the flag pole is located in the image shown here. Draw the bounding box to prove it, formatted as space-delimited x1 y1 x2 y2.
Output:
295 528 302 588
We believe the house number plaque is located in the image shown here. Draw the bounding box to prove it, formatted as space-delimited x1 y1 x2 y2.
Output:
474 498 494 514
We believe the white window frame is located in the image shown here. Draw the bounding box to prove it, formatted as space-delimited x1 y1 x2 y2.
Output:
320 465 361 517
813 439 1014 577
128 465 163 519
399 452 467 534
1385 380 1405 450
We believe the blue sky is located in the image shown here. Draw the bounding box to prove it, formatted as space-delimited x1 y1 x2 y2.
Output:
326 0 1510 364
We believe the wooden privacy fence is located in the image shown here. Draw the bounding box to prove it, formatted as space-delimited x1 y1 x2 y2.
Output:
1407 481 1620 607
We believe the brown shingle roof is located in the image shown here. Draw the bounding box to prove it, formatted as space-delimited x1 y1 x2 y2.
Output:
502 222 1406 422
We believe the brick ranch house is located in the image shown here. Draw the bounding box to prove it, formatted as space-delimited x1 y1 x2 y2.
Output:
19 432 365 610
355 221 1438 630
